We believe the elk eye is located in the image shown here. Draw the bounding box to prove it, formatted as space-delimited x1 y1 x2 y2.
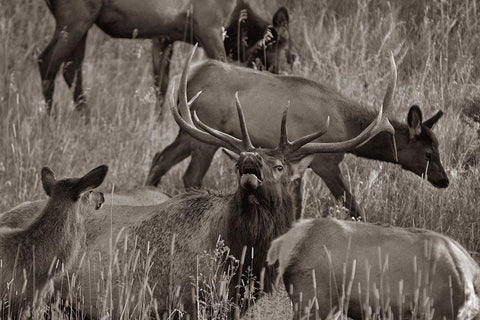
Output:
274 165 284 172
425 152 432 161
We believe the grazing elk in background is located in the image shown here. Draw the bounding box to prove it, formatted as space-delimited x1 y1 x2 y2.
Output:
39 0 291 118
2 48 394 318
146 50 448 220
0 165 107 316
267 218 480 320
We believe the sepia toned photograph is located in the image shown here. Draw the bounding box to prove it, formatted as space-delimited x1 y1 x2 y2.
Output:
0 0 479 319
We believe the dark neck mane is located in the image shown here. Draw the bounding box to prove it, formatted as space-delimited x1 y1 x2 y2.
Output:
226 186 294 293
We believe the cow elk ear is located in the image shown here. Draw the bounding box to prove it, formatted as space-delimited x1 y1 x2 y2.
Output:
289 154 314 181
221 148 240 162
77 165 108 195
407 105 423 139
41 167 56 197
423 110 444 130
273 7 289 28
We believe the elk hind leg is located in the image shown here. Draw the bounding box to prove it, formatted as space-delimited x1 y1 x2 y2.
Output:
38 21 93 116
62 33 88 116
182 143 218 188
145 131 192 186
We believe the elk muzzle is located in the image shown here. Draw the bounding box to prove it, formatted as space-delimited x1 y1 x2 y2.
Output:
83 190 105 210
238 153 263 190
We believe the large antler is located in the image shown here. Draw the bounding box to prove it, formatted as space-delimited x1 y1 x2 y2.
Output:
172 45 396 159
171 44 255 154
282 53 397 159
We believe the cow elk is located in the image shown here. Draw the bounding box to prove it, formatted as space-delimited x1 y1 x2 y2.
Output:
146 46 448 220
39 0 292 118
0 165 107 316
0 186 169 230
267 218 480 320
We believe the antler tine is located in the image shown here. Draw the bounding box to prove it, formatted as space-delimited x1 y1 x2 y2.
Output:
235 92 255 150
279 107 289 148
382 51 397 116
192 111 243 153
279 107 330 154
288 116 330 152
171 83 233 149
286 54 397 159
170 45 240 151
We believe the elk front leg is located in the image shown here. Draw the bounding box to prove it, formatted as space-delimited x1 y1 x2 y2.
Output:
310 156 364 220
152 37 173 121
62 33 88 116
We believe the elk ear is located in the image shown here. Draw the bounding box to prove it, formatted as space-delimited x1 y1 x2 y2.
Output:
76 165 108 194
272 7 289 28
423 110 444 130
407 105 423 139
41 167 56 197
289 155 314 181
221 149 240 162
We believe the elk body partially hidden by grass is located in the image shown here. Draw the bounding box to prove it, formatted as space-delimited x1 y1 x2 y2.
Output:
146 50 448 220
267 218 480 320
0 165 107 315
39 0 291 118
0 186 169 229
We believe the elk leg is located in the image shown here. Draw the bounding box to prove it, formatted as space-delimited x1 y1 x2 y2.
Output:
39 23 92 115
62 33 88 116
152 37 173 121
182 143 218 188
310 159 364 220
145 131 192 186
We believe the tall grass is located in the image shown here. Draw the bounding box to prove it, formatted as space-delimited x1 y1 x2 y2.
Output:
0 0 479 318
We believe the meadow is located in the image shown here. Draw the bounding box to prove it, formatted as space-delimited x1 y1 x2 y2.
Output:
0 0 480 318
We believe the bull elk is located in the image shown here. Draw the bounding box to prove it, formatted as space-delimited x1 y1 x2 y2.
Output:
0 165 107 316
39 0 291 118
5 48 394 318
267 218 480 320
146 50 448 220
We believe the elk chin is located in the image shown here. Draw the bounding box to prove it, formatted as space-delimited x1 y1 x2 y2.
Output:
240 173 263 190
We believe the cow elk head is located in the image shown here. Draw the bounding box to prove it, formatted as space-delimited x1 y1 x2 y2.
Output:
399 105 449 188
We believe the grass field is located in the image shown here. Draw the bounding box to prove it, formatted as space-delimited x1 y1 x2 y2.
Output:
1 0 480 318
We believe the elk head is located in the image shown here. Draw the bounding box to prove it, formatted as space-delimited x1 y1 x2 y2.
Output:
42 165 108 203
173 45 395 206
397 105 449 188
